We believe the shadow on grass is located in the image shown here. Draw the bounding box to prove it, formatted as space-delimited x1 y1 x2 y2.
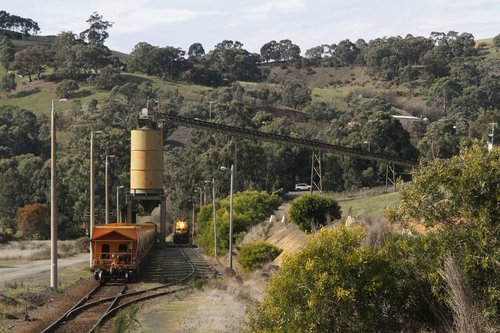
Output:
9 87 41 98
121 73 155 85
71 89 93 98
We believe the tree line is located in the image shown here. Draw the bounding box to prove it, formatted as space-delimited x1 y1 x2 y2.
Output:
0 12 498 242
0 10 40 37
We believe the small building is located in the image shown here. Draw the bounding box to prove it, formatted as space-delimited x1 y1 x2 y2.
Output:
391 115 423 126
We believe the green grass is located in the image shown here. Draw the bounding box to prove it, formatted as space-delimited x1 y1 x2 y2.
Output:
11 38 54 51
476 38 500 60
0 70 214 116
311 86 350 110
336 191 400 218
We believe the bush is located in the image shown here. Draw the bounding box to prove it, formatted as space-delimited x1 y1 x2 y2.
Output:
17 204 49 240
247 226 438 332
386 142 499 322
56 79 79 98
0 73 16 92
197 190 281 256
74 236 90 253
237 241 282 272
288 194 341 232
59 243 74 256
89 66 123 90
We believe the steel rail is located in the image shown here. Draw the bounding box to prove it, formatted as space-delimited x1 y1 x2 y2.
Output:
40 282 102 333
89 286 190 333
42 246 218 333
159 112 418 167
90 247 199 332
181 247 218 278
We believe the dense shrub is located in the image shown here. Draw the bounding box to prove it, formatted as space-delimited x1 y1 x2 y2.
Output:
88 65 123 90
55 79 79 98
237 241 281 272
74 236 90 253
386 141 499 323
0 73 16 92
247 226 439 332
197 190 281 255
288 194 341 231
17 204 49 240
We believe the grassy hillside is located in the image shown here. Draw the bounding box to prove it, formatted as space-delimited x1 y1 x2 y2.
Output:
0 69 212 116
336 191 400 218
476 37 500 60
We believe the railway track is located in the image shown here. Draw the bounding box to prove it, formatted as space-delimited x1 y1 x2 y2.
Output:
41 244 218 333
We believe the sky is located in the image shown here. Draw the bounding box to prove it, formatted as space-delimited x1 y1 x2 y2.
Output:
3 0 499 54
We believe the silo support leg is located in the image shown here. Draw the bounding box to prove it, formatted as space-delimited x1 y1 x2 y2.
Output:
160 196 166 245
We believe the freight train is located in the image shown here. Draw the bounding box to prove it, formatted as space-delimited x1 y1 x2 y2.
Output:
91 222 157 282
172 220 191 244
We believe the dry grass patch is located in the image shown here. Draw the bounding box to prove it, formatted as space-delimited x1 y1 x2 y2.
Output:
0 240 87 261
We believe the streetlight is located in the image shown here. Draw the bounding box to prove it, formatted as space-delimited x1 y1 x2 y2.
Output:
220 165 234 271
89 130 103 267
204 179 217 258
105 155 116 224
116 185 125 222
50 98 67 290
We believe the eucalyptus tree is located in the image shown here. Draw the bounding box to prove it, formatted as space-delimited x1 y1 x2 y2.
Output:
79 12 113 46
0 37 15 70
14 45 54 81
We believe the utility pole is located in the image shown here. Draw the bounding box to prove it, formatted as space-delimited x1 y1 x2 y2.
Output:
50 100 57 289
89 130 102 267
105 155 116 224
221 165 234 271
204 180 217 258
116 185 124 222
50 98 67 290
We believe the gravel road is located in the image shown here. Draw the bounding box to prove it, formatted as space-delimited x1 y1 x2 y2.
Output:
0 253 89 284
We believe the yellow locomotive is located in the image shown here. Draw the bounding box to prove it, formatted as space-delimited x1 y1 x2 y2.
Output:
172 220 191 244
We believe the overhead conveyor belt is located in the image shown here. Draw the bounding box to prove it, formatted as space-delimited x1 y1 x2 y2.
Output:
159 113 418 167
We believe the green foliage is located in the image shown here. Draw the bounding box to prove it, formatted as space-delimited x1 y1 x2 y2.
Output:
288 194 341 232
196 191 281 255
79 12 113 46
0 37 15 70
494 34 500 48
247 226 437 332
237 241 282 272
361 111 419 161
56 79 79 98
387 141 498 227
13 44 53 81
59 243 74 255
88 65 123 90
0 72 16 92
0 106 45 158
112 305 140 333
281 81 311 110
74 236 90 253
387 141 499 322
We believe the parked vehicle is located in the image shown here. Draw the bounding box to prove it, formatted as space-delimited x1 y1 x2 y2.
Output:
295 183 312 191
